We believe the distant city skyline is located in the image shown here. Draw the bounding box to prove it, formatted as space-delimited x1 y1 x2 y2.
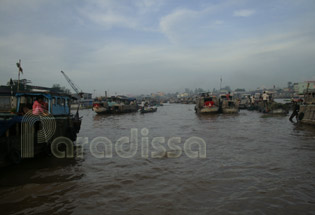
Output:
1 0 315 96
5 77 303 98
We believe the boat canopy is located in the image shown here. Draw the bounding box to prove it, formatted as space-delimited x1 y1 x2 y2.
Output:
16 92 53 99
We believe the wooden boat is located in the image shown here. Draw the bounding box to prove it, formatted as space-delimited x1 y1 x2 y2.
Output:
219 94 239 114
239 94 250 109
93 96 138 114
195 93 220 114
0 89 81 166
140 106 157 113
298 89 315 125
257 101 289 115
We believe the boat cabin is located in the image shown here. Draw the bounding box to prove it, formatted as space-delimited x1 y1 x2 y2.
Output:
15 92 74 116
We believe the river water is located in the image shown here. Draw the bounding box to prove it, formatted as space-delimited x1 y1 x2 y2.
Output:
1 104 315 215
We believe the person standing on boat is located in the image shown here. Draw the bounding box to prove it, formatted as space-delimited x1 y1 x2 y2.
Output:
262 91 269 107
250 95 255 105
141 100 145 107
289 100 300 122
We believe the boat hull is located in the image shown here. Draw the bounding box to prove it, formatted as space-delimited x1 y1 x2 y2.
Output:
93 106 110 114
222 108 239 114
299 104 315 125
0 115 81 167
197 106 220 114
266 108 288 115
140 107 157 113
93 105 138 114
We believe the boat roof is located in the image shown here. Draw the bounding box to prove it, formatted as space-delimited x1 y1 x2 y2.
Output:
15 92 77 100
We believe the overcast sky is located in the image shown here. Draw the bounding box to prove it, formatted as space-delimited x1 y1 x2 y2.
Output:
0 0 315 96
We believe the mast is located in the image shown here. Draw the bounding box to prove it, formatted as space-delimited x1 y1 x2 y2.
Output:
16 59 23 92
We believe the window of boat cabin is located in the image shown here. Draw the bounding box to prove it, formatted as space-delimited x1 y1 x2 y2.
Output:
19 96 32 113
18 96 42 114
50 96 68 115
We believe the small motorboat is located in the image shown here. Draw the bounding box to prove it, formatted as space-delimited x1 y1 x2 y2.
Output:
140 107 157 114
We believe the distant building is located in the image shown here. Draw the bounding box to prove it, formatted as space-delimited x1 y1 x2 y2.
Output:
293 83 299 93
151 92 165 97
177 92 189 98
295 81 315 94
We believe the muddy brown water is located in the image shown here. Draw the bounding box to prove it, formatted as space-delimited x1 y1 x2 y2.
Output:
0 104 315 215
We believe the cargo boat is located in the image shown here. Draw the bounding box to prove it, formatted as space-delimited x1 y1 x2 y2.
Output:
298 89 315 125
195 93 220 114
219 94 239 114
0 89 81 166
93 96 138 114
257 101 289 115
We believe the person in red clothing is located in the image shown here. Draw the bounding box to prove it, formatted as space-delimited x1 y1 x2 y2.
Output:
204 101 211 106
32 97 47 115
204 98 215 107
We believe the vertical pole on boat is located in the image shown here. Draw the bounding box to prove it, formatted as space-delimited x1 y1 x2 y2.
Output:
10 78 13 110
17 70 20 92
16 59 23 92
220 76 222 90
